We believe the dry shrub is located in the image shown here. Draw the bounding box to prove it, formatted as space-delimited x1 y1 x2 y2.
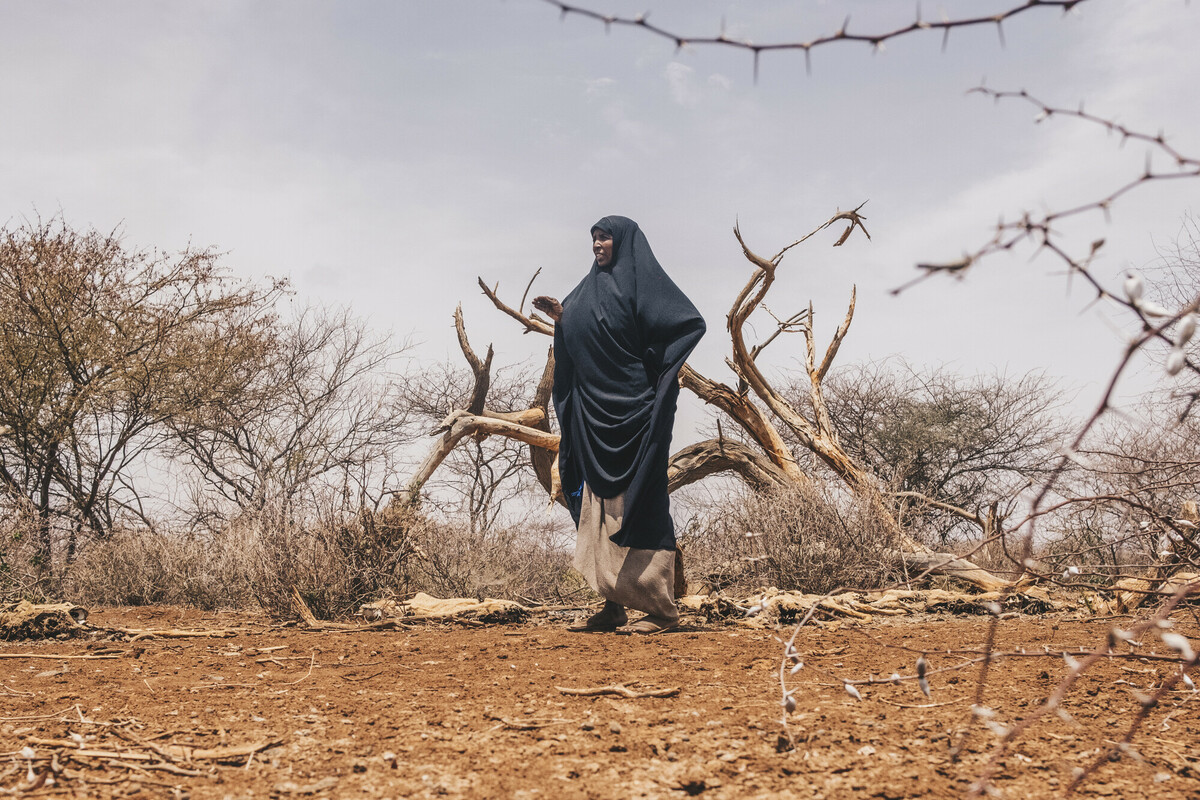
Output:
246 502 423 620
414 514 578 603
0 511 46 603
683 482 903 594
249 502 577 617
64 528 257 610
10 499 578 618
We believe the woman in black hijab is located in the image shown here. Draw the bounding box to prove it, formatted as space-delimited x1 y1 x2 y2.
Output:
534 216 705 633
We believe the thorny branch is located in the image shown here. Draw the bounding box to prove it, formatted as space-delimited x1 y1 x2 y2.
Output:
897 88 1200 296
544 0 1094 79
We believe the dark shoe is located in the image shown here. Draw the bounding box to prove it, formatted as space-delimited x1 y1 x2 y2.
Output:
567 601 627 632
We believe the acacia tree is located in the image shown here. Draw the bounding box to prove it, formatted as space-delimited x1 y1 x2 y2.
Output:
0 217 283 581
815 360 1072 545
1052 408 1200 576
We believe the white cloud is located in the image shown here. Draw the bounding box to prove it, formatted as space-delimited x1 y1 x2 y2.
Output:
664 61 700 107
599 102 672 156
585 77 616 96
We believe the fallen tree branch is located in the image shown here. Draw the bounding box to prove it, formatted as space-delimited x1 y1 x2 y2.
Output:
116 628 241 641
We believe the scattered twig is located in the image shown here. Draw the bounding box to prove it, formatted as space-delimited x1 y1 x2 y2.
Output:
878 698 968 709
556 682 681 699
282 653 317 686
26 735 281 765
487 715 574 730
0 652 123 660
0 704 78 722
106 758 204 777
117 628 241 641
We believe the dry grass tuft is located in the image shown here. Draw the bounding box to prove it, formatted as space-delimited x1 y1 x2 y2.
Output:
683 483 904 595
64 528 257 610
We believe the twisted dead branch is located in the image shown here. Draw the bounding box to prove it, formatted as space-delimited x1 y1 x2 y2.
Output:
403 206 1011 591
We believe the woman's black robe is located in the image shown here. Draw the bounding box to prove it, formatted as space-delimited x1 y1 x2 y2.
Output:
553 216 706 551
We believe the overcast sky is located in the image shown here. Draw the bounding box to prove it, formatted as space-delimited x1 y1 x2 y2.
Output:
3 1 1198 440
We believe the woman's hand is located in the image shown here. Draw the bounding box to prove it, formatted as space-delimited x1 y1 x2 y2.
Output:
532 295 563 323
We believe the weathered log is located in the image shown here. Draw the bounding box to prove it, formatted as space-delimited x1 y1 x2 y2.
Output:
527 348 560 504
666 438 792 493
1 601 89 640
1115 571 1200 613
897 549 1011 593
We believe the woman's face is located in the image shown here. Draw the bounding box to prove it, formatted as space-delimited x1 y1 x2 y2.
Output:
592 229 613 267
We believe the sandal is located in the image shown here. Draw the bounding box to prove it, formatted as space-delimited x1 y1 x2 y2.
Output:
617 616 680 635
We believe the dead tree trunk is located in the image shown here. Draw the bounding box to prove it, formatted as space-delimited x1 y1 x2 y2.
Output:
406 209 1011 592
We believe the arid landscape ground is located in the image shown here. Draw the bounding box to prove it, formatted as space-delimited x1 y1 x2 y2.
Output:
2 606 1198 799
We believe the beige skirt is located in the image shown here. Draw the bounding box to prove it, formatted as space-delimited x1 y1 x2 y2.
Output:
573 484 678 622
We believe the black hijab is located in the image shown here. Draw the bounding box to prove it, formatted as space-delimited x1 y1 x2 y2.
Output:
553 216 706 550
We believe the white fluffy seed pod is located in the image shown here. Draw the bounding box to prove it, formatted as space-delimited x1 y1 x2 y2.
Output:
1135 298 1171 317
1166 347 1187 376
1161 632 1195 661
971 705 996 720
1176 314 1197 346
1124 270 1144 302
984 720 1010 737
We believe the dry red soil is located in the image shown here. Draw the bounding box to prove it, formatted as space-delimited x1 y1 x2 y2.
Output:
2 607 1198 799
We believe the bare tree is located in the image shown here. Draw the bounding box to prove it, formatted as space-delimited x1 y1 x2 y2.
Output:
1049 408 1200 578
398 337 548 533
169 306 409 529
0 216 283 583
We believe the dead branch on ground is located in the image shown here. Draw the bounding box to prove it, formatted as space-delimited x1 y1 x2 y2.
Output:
557 682 681 699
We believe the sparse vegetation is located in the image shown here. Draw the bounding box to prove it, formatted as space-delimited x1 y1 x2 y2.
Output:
681 482 903 595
